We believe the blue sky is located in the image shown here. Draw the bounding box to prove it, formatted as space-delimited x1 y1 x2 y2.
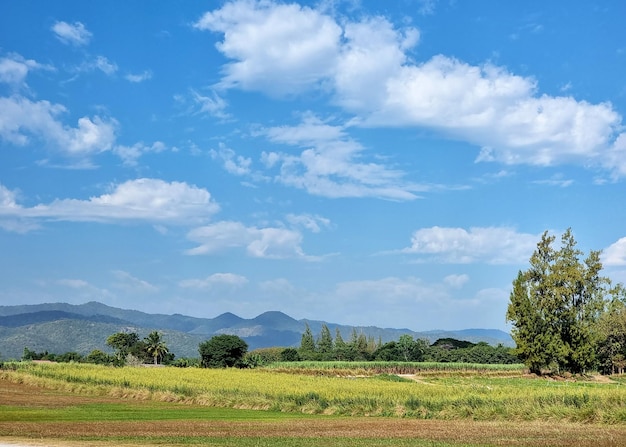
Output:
1 0 625 332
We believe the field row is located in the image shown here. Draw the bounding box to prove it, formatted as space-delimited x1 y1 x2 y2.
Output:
2 362 626 423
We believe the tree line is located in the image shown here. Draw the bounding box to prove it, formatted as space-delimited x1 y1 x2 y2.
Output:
288 325 518 364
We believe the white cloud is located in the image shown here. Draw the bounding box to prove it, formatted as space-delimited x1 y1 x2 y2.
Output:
125 70 153 83
0 179 219 229
199 1 625 177
179 272 248 289
0 53 53 86
603 237 626 266
259 115 425 200
186 220 318 260
76 55 118 76
417 0 438 15
209 143 252 175
402 226 540 264
0 96 117 158
444 274 470 288
286 213 331 233
190 89 230 119
194 0 342 95
532 173 574 188
51 21 92 46
112 270 158 293
114 141 168 166
334 17 418 112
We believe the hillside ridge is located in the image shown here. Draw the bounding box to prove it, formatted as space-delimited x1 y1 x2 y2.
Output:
0 301 513 360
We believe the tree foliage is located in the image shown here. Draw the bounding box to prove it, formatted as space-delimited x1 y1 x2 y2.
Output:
199 334 248 368
506 229 609 374
144 331 169 365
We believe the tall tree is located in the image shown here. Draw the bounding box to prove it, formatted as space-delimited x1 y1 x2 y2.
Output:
300 323 316 353
317 324 333 358
144 331 169 365
507 229 609 374
334 328 347 360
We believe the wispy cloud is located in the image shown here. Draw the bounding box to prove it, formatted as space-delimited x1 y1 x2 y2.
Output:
186 220 320 260
179 272 248 289
114 141 168 166
258 114 426 200
125 70 153 83
401 226 540 264
51 21 92 46
112 270 159 293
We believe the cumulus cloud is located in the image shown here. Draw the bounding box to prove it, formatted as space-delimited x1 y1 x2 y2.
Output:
51 21 92 46
0 179 219 229
194 0 342 96
0 96 117 158
198 0 625 177
0 53 53 86
603 237 626 266
179 272 248 289
402 226 540 264
186 220 318 260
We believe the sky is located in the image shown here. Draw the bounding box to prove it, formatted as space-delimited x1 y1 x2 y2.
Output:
1 1 626 332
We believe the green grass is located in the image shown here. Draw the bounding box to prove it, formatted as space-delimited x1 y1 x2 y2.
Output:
0 401 309 423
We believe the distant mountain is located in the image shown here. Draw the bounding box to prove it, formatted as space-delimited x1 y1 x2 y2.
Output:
0 301 513 360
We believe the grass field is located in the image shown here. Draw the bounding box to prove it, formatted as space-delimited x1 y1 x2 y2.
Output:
1 362 626 446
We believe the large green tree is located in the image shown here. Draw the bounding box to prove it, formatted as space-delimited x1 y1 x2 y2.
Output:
506 229 608 374
106 332 140 362
199 334 248 368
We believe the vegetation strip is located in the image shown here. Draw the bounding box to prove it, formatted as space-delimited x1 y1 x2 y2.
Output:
2 362 626 424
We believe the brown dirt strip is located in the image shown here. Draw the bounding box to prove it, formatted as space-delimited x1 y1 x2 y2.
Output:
2 378 626 446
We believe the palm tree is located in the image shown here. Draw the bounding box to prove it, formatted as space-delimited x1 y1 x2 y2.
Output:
144 331 169 365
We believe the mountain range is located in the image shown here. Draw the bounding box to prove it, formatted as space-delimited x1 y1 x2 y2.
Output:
0 301 514 360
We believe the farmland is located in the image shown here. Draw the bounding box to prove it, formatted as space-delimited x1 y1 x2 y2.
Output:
1 362 626 446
